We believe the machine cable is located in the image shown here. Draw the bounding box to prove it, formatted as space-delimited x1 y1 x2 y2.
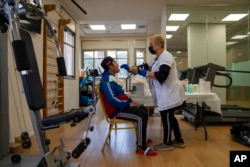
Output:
8 68 23 133
8 68 32 150
51 80 59 109
8 28 33 149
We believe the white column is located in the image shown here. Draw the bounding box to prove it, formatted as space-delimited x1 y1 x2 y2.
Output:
187 23 227 104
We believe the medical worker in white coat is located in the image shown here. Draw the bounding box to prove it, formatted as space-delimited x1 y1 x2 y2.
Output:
121 34 187 151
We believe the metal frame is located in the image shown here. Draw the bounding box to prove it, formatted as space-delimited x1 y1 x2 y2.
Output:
0 1 93 166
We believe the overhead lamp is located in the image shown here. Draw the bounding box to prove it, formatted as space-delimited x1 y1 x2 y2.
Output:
231 35 248 39
89 25 106 30
222 14 248 21
166 26 179 31
226 41 238 45
168 14 189 21
121 24 136 30
166 34 173 39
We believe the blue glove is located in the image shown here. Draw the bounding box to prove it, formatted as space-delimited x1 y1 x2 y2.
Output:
120 64 130 71
139 69 148 77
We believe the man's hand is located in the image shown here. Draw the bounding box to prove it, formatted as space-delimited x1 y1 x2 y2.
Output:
139 69 148 77
120 64 130 71
130 101 140 107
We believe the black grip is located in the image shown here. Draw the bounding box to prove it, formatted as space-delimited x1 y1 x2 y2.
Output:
72 138 90 159
57 57 67 76
12 40 30 71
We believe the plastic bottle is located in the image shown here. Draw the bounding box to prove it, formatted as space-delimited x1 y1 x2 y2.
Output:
188 84 194 93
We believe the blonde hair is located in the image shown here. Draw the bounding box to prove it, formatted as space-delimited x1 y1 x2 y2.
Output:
150 34 165 48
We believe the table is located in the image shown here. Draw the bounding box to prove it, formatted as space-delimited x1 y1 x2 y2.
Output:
129 92 221 140
185 92 221 115
184 92 221 140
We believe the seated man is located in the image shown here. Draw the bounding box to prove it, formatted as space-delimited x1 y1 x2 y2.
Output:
99 56 157 156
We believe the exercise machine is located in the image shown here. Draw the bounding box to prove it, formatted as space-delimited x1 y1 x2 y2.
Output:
0 0 95 166
181 63 250 124
79 68 99 107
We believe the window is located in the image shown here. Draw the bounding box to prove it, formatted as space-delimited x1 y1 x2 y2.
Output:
107 50 128 78
64 28 75 78
82 50 128 78
135 49 145 65
82 50 105 70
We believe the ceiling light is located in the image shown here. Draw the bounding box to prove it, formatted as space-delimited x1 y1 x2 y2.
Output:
176 51 182 54
166 34 173 39
231 35 248 39
168 14 189 21
222 14 248 21
166 26 179 31
89 25 106 30
226 41 238 45
121 24 136 30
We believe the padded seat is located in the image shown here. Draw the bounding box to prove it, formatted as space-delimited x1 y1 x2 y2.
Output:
97 84 137 152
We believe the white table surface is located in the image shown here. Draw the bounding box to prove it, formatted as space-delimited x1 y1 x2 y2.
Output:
185 92 221 115
129 92 221 115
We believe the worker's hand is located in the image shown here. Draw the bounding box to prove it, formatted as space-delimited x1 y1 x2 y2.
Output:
120 64 130 71
139 69 148 77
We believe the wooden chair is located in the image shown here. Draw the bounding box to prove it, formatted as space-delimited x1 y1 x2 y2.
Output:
97 84 137 152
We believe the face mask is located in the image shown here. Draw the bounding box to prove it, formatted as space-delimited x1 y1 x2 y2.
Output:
148 46 156 54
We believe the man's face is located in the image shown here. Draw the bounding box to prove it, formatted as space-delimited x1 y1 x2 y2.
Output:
109 60 120 74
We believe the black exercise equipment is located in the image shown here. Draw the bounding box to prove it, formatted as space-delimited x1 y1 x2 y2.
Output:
181 63 250 124
41 107 91 130
0 1 95 166
11 154 22 164
230 122 250 147
12 40 30 71
20 132 32 149
72 138 90 159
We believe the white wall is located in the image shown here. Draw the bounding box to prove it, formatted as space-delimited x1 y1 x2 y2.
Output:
187 23 226 68
64 20 81 110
